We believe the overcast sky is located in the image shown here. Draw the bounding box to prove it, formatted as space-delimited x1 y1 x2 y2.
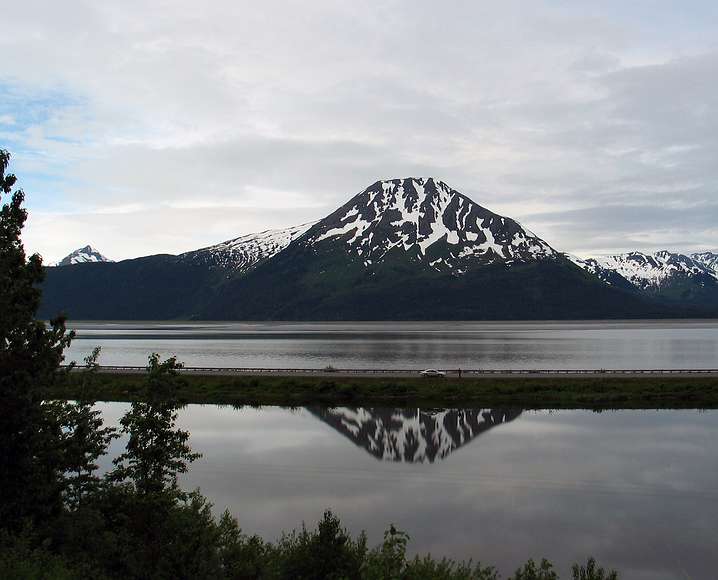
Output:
2 0 717 262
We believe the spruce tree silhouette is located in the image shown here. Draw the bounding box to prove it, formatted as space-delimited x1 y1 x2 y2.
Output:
0 149 74 530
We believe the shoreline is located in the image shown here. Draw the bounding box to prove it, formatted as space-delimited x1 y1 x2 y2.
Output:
49 372 718 409
75 365 718 379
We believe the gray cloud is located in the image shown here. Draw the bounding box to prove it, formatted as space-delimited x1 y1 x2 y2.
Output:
2 0 716 261
526 203 718 255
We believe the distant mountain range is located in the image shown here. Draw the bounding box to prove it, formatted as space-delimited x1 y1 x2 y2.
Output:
39 177 718 320
568 251 718 308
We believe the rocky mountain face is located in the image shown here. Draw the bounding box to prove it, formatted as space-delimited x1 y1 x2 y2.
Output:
56 245 113 266
38 178 716 320
309 406 522 463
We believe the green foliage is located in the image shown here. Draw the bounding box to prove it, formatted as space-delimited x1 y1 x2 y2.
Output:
0 149 73 379
273 510 367 579
510 559 559 580
0 529 106 580
572 558 618 580
361 524 498 580
362 524 408 579
215 510 274 579
200 511 503 580
59 401 118 508
100 354 202 576
80 346 103 387
58 347 119 509
403 557 499 580
110 354 200 498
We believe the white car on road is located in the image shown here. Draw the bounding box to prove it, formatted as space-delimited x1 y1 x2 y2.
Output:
420 369 446 377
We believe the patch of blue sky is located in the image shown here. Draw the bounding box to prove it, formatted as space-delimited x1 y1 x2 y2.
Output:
552 0 718 56
1 82 78 130
0 80 90 212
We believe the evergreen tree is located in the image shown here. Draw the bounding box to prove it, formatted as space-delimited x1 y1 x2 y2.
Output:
510 559 559 580
60 347 118 509
572 558 618 580
110 353 200 497
0 149 74 531
108 353 201 575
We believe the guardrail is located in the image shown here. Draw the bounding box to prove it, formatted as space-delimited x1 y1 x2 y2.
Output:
62 365 718 375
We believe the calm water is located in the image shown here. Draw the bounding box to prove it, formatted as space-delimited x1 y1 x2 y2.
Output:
97 403 718 579
66 320 718 369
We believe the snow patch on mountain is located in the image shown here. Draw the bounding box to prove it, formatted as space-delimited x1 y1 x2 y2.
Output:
565 253 624 286
566 253 599 274
56 246 113 266
307 178 557 273
182 222 316 272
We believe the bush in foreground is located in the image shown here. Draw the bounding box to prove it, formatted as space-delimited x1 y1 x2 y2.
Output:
1 508 618 580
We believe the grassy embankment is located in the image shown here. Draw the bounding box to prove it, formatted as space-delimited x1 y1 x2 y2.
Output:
48 372 718 408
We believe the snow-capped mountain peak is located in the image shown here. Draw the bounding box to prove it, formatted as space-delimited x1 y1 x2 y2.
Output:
305 177 557 273
180 222 316 272
56 245 113 266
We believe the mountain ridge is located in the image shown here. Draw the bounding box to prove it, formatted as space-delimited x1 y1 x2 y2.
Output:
178 222 316 273
38 178 718 320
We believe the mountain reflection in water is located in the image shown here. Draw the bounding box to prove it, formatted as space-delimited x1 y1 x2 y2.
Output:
309 407 522 462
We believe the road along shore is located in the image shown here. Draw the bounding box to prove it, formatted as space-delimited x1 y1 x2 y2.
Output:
73 365 718 379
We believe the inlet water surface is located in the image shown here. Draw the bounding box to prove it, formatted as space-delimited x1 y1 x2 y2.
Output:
66 320 718 369
98 403 718 579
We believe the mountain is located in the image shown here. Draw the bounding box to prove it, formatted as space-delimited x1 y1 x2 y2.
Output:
569 251 718 308
38 178 716 320
309 406 522 463
56 245 113 266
